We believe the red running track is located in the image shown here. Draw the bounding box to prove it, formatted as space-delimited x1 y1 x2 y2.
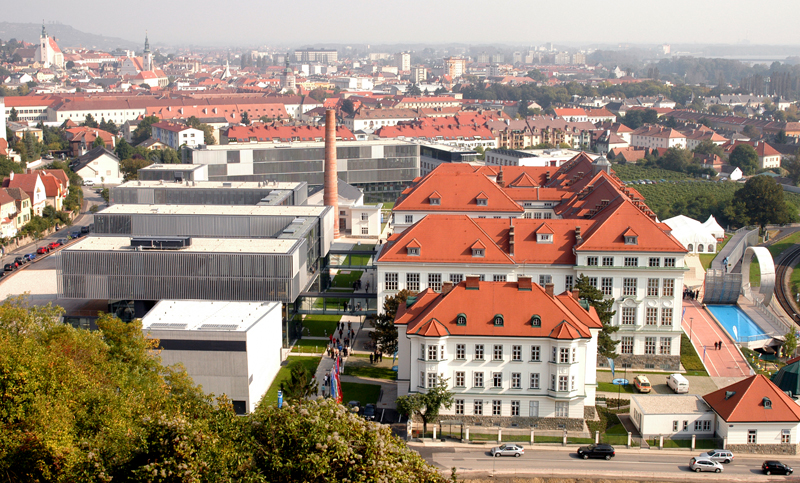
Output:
681 299 750 378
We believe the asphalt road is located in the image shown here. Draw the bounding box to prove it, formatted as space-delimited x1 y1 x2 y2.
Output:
416 445 799 481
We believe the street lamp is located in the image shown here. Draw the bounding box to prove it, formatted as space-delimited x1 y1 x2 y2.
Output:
690 317 694 344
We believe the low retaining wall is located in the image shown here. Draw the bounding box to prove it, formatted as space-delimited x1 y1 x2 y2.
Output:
726 443 798 455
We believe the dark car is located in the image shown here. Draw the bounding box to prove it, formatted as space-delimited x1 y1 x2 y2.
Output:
56 238 66 246
763 461 793 475
69 231 81 239
14 256 27 265
48 240 61 249
363 403 376 421
23 253 36 262
80 225 91 234
4 262 17 271
36 246 50 255
577 444 615 460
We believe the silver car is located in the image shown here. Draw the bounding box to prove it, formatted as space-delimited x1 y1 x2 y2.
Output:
490 443 524 457
699 449 734 463
690 457 723 473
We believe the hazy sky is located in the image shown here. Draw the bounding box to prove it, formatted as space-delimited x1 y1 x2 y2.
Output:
8 0 800 47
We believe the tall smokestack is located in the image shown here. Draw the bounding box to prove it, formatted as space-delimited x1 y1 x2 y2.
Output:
324 109 339 238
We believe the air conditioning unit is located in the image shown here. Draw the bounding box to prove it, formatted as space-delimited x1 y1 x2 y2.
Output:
130 237 192 250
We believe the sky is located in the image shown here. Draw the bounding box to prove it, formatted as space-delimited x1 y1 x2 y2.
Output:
7 0 800 48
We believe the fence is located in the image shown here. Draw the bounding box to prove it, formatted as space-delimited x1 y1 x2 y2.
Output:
410 422 592 445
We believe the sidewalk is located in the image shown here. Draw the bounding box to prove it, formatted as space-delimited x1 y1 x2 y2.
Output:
681 299 750 378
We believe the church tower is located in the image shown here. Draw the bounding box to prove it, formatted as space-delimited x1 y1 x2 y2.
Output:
280 57 296 92
143 33 152 72
38 22 51 67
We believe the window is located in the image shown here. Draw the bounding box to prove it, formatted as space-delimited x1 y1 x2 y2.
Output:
429 197 440 205
664 257 676 267
361 212 369 221
493 345 503 360
587 256 598 266
645 337 656 355
419 371 425 388
530 373 540 389
558 375 568 391
420 343 426 361
539 274 552 285
428 273 442 291
647 278 659 296
511 400 520 416
512 345 522 361
623 278 637 296
427 373 437 389
531 315 541 327
511 373 521 388
660 337 672 355
695 420 711 432
385 272 398 291
550 374 556 391
456 344 465 359
450 273 463 284
427 345 438 361
474 400 483 415
406 273 420 291
646 307 658 326
663 279 675 297
661 307 673 326
555 401 569 417
475 344 484 360
649 257 660 267
493 315 504 326
361 227 369 235
404 215 413 224
571 375 576 390
625 235 638 245
602 256 614 266
683 421 688 432
474 372 484 388
748 430 757 444
492 400 502 415
455 399 464 415
673 421 679 431
572 348 577 363
588 277 598 289
624 257 638 267
477 198 487 206
440 345 445 360
472 248 484 257
782 429 791 443
493 274 506 282
455 371 465 387
565 275 574 291
478 275 486 281
530 400 539 417
456 314 466 326
601 277 613 296
531 346 541 362
551 347 557 362
622 307 636 325
559 348 570 363
493 372 502 388
621 336 634 354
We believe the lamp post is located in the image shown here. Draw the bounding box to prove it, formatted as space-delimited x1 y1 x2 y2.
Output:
690 317 694 344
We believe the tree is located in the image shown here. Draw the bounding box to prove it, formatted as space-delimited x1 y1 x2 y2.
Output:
742 124 760 139
92 137 105 148
658 147 693 173
115 138 134 160
527 69 547 82
240 110 251 126
395 375 453 436
131 115 161 145
9 107 18 121
83 114 98 128
729 144 759 175
775 129 788 144
784 328 798 359
186 116 216 145
0 156 24 178
574 274 618 358
737 175 798 230
375 289 413 355
279 364 318 402
99 118 119 135
407 84 422 96
784 152 800 186
692 140 725 158
341 98 355 116
120 157 153 180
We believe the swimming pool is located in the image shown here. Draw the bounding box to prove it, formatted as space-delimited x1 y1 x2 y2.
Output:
706 305 770 342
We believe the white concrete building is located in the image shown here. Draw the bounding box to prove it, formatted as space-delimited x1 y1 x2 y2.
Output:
630 395 716 439
342 108 417 133
151 122 204 150
485 149 583 168
630 126 686 150
141 300 283 414
307 180 382 238
70 146 123 185
395 52 411 72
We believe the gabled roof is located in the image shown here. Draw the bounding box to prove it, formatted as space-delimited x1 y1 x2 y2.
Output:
506 172 541 188
71 146 119 172
414 318 450 337
704 374 800 422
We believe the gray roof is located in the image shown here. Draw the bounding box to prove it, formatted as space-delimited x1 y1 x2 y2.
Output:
71 146 119 172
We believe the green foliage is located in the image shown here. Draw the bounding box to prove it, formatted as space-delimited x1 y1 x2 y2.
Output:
279 364 318 402
341 99 355 116
784 328 797 359
784 153 800 186
131 115 160 145
375 289 413 356
693 140 725 158
92 137 105 148
620 109 658 129
8 107 18 121
186 116 216 145
735 175 798 229
98 118 118 135
574 274 618 358
680 333 708 375
64 185 84 212
407 84 422 95
729 144 759 175
0 155 24 178
83 113 98 128
634 181 741 224
100 188 109 204
114 138 133 160
240 110 251 126
611 164 689 181
396 375 454 435
120 158 153 180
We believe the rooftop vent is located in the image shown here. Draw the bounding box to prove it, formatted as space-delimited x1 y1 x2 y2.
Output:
130 237 192 250
725 391 736 400
222 182 232 187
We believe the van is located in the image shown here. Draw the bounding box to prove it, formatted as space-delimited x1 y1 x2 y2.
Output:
634 375 651 393
667 373 689 394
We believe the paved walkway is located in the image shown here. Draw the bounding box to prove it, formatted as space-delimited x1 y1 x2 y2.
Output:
711 229 750 271
681 298 750 378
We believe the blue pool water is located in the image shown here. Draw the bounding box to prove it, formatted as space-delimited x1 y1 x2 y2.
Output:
706 305 769 342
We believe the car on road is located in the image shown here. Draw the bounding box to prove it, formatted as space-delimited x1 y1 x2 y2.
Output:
36 246 50 255
363 403 376 421
762 461 792 475
80 225 92 235
698 449 734 463
69 231 81 239
15 256 27 266
577 444 615 460
83 180 94 186
690 457 723 473
4 262 18 271
48 241 61 249
56 238 67 246
490 443 524 458
23 253 36 262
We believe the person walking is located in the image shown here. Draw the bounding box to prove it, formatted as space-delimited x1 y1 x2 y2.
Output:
369 353 374 364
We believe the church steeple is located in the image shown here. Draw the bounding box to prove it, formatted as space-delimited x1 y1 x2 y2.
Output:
144 32 150 54
143 31 152 72
41 21 47 38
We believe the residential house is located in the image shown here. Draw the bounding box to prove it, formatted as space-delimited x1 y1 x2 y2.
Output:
342 108 418 133
3 172 47 216
0 189 20 238
723 140 782 170
682 127 728 151
5 188 31 233
553 108 589 123
70 146 123 185
630 395 716 440
630 126 686 150
594 130 629 155
395 276 602 425
39 171 66 211
150 122 204 150
64 126 116 156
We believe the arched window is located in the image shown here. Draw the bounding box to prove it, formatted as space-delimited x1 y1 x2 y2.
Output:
531 315 541 327
687 244 694 252
456 314 467 326
494 314 504 326
698 244 704 253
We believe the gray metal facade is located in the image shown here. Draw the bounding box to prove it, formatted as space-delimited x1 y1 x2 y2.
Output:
111 183 307 206
94 213 304 239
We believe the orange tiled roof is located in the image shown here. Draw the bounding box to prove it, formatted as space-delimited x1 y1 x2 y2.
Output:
703 374 800 422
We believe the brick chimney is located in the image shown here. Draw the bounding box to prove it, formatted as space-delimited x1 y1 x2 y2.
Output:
572 288 580 300
465 275 481 290
508 219 515 257
575 226 582 244
518 276 532 291
441 281 454 295
545 283 554 297
324 109 339 238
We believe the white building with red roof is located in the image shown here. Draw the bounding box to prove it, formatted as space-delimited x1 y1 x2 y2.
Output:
630 126 686 150
35 24 64 69
151 122 204 150
395 276 602 424
723 140 782 170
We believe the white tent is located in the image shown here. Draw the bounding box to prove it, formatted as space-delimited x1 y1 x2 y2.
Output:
663 215 719 254
702 215 725 239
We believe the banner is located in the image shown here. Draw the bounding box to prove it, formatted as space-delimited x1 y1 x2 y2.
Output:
331 356 343 403
607 357 615 379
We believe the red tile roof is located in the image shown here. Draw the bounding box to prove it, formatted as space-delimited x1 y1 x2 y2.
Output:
703 374 800 422
225 124 356 142
393 169 524 213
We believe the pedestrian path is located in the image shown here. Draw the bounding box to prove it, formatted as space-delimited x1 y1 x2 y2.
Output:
681 299 750 378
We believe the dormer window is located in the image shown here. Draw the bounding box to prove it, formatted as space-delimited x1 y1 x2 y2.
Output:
430 197 440 205
472 248 484 257
456 314 467 326
477 198 487 206
407 247 420 256
625 236 638 245
406 239 421 256
531 315 541 327
537 234 553 243
494 314 504 326
763 397 772 409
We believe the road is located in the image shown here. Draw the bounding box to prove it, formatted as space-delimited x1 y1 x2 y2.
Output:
415 445 797 480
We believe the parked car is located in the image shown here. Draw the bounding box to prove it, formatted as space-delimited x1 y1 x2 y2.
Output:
577 444 615 460
14 256 27 266
23 253 36 262
699 449 734 464
762 461 793 475
56 238 66 246
83 180 95 186
362 403 376 421
490 443 524 457
48 241 61 249
69 231 81 239
634 375 651 393
689 457 723 473
347 400 360 412
80 225 91 234
37 246 50 255
4 262 17 271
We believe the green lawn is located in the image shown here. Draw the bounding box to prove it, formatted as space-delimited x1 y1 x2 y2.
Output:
597 382 634 393
262 356 321 406
341 381 382 405
681 333 709 376
331 270 363 288
343 253 372 266
343 365 397 380
300 314 341 337
290 338 327 353
698 234 731 270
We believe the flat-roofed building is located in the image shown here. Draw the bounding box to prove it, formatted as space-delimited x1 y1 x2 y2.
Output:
111 180 308 206
141 300 282 414
419 143 479 175
137 163 208 182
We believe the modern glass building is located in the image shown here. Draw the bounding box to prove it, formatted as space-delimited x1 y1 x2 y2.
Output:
111 180 308 206
188 140 420 202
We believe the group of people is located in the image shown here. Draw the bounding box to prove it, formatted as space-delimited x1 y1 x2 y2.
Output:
369 351 383 364
713 340 724 350
683 289 699 300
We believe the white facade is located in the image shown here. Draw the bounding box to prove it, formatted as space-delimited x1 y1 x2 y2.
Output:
485 149 582 168
0 97 5 141
716 421 800 446
141 300 283 414
49 105 146 125
75 152 123 185
630 395 716 439
333 77 374 91
342 111 417 133
151 124 204 150
631 130 686 150
395 52 411 72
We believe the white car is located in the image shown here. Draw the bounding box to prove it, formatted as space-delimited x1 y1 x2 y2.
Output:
490 443 524 457
83 180 95 187
690 457 723 473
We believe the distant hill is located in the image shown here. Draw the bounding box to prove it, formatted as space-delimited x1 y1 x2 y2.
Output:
0 22 138 51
